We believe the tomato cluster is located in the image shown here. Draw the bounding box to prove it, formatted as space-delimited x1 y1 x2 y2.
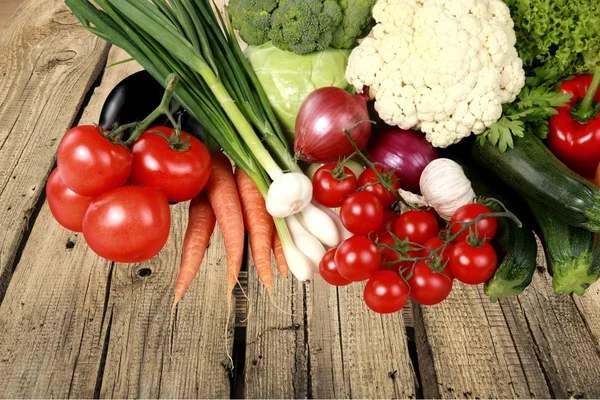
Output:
47 125 211 263
312 164 500 314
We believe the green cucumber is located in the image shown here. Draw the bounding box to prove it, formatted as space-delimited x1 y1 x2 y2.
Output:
525 198 600 295
453 156 538 302
470 133 600 232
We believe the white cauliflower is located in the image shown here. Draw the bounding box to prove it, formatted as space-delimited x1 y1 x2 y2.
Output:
345 0 525 147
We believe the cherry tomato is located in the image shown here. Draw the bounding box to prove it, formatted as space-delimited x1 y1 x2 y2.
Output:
363 270 409 314
450 203 497 242
376 209 400 236
319 248 352 286
340 191 384 235
408 261 454 306
46 169 93 232
595 162 600 188
334 236 381 282
394 210 440 245
358 166 401 208
312 163 358 208
420 237 454 265
57 125 132 197
82 186 171 263
130 126 211 203
377 235 420 274
448 241 498 285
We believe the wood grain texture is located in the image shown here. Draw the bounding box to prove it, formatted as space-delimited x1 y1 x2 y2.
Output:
0 0 23 30
415 281 551 399
100 205 233 399
572 280 600 349
307 278 417 399
0 208 112 398
243 257 308 399
0 0 109 299
516 261 600 398
0 46 233 398
0 46 135 399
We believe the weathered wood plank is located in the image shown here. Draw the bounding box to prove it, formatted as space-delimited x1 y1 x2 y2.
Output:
0 210 112 398
0 0 109 299
415 281 551 399
100 204 233 399
0 46 233 398
307 278 417 399
0 46 135 398
516 258 600 398
572 280 600 349
243 257 308 399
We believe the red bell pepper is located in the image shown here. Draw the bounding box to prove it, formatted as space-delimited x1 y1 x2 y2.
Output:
548 68 600 178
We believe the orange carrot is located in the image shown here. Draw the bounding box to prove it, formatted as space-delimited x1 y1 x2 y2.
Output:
235 168 275 291
205 153 245 310
172 192 216 311
272 232 288 280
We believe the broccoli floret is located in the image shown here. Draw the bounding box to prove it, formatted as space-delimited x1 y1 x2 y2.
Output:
229 0 279 45
330 0 376 49
270 0 342 54
229 0 372 54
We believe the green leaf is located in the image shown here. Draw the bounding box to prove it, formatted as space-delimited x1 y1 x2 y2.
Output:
480 117 524 152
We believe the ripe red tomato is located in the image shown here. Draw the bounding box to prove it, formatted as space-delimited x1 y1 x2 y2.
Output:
448 241 498 284
319 248 352 286
394 210 440 245
312 163 358 207
376 209 400 236
420 237 454 265
82 186 171 263
46 169 93 232
378 235 420 274
450 203 497 242
130 126 211 203
363 270 409 314
57 125 132 197
408 261 454 306
334 236 381 282
358 166 401 208
340 192 384 235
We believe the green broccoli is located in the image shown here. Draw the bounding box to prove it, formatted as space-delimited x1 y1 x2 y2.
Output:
228 0 375 54
330 0 376 49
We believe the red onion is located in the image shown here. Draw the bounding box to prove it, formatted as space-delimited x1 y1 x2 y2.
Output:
294 87 371 163
368 128 438 193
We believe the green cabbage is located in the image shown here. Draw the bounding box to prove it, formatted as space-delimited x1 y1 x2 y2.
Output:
246 42 351 143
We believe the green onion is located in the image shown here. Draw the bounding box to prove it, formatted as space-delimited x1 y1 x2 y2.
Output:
65 0 311 278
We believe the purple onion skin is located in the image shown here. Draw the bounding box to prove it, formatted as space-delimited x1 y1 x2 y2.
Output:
294 87 371 163
368 128 438 193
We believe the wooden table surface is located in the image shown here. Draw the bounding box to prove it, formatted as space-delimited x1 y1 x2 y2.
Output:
1 1 600 398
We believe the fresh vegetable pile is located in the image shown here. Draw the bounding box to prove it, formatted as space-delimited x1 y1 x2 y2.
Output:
56 0 600 326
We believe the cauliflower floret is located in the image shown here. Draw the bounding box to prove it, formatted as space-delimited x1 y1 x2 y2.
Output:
345 0 525 147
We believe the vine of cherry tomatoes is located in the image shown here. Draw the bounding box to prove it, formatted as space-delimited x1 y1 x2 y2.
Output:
312 163 500 314
47 124 211 263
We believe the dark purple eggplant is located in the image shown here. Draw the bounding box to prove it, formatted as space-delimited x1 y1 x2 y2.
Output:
100 70 206 142
99 70 180 140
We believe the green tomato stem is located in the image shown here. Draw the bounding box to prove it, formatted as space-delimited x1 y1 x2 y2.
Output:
125 73 179 146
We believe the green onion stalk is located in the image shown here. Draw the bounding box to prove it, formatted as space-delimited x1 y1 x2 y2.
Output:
65 0 309 278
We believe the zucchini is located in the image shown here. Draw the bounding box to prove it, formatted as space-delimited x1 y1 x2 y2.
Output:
526 198 600 295
453 156 538 302
470 132 600 232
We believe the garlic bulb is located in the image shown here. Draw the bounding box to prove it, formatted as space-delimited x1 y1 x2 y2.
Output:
398 158 475 220
266 172 313 218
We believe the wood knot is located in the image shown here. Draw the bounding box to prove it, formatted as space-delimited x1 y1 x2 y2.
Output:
55 50 77 62
136 267 153 278
52 10 79 25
